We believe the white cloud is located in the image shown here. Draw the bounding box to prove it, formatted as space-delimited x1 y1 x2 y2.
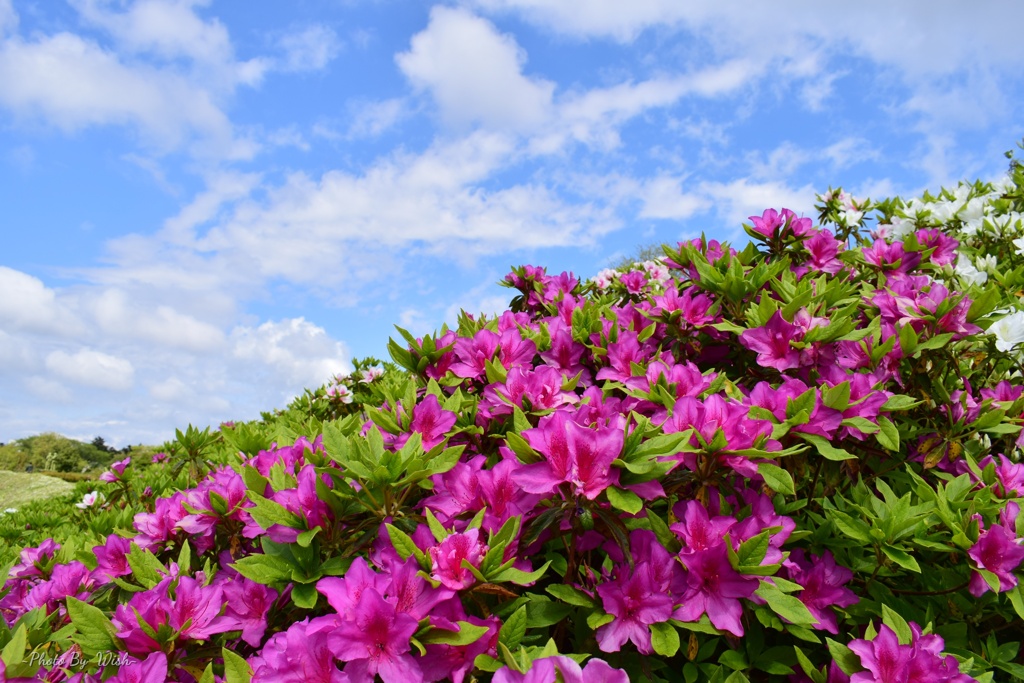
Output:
24 376 74 403
347 98 407 138
70 0 267 85
638 176 709 220
0 330 35 373
89 288 226 353
45 348 135 392
471 1 1024 76
0 267 81 336
277 24 341 72
468 0 693 42
699 178 817 228
397 6 554 131
0 0 16 37
231 318 349 390
0 32 235 151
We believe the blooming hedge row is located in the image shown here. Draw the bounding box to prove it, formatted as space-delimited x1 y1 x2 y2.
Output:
3 150 1024 682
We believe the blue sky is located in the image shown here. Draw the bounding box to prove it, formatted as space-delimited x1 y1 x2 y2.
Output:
1 0 1022 446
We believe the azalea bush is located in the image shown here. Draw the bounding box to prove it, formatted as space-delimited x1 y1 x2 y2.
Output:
3 148 1024 682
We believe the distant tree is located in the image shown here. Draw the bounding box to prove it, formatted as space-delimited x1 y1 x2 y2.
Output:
91 436 111 452
29 433 83 473
610 243 665 271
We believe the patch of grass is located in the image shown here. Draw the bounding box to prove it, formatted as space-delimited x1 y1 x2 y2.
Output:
0 469 77 509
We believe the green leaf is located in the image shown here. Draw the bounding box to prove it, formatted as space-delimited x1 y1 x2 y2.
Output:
246 492 304 532
898 323 919 355
875 416 900 451
67 596 119 656
386 524 428 567
126 543 165 589
198 664 216 683
506 431 542 463
1007 582 1024 620
881 545 920 573
881 606 912 645
494 560 551 586
736 530 771 568
0 624 26 667
758 462 795 496
231 554 294 585
881 394 921 411
421 621 491 647
826 638 863 676
606 486 644 515
546 584 596 608
525 597 572 627
223 647 254 683
800 433 857 461
793 646 826 683
291 582 318 609
425 508 449 543
755 581 818 627
651 621 680 657
499 605 528 651
821 382 851 411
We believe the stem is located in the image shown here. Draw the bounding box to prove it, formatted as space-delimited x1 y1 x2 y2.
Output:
887 579 970 596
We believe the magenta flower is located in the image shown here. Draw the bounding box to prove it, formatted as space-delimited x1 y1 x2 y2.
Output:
112 576 238 655
968 502 1024 596
93 534 133 583
429 528 487 591
399 394 458 450
782 549 857 633
105 651 168 683
330 588 422 683
493 656 629 683
419 614 499 683
251 617 349 683
9 539 60 579
219 575 279 646
740 311 802 371
596 564 674 654
450 329 501 380
848 623 973 683
514 409 623 500
749 208 787 237
99 456 131 482
676 544 759 636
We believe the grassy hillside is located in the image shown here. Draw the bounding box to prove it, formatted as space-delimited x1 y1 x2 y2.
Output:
0 470 76 509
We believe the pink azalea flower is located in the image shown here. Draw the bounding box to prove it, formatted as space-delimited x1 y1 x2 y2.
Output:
848 623 974 683
782 549 858 633
403 394 458 450
219 575 279 647
330 588 422 683
429 528 487 591
740 311 802 371
99 457 131 483
9 539 60 579
93 534 133 583
251 617 349 683
596 563 674 654
493 656 629 683
968 502 1024 596
676 544 759 637
514 409 623 500
105 651 168 683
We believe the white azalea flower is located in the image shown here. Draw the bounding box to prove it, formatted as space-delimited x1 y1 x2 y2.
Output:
76 491 102 509
977 254 998 273
1012 237 1024 258
594 268 617 289
990 310 1024 352
955 258 987 286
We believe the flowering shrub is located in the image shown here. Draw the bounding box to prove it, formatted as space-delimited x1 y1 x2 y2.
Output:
3 150 1024 682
